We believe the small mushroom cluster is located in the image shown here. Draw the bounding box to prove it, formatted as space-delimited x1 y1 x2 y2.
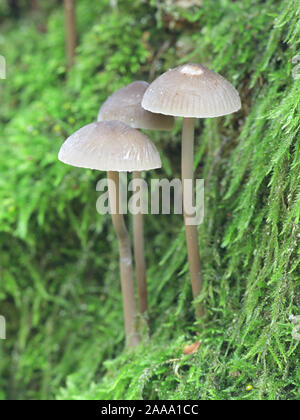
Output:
58 63 241 348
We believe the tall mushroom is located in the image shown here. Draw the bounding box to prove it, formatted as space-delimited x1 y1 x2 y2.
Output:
58 120 162 347
98 81 174 316
142 64 241 319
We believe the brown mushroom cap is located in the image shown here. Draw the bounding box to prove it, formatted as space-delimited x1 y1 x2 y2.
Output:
98 81 174 131
58 121 162 172
142 64 241 118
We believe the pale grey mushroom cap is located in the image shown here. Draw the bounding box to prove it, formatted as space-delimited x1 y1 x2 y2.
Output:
58 121 162 172
142 64 241 118
98 81 174 131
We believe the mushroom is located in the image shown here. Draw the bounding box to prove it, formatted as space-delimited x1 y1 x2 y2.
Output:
98 81 174 316
142 64 241 319
58 120 162 347
98 81 174 131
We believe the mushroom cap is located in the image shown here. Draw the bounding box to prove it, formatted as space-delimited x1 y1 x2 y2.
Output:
58 121 162 172
98 81 174 131
142 64 241 118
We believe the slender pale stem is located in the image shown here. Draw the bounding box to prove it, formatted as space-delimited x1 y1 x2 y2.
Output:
181 118 203 319
64 0 77 69
133 171 148 316
107 171 140 347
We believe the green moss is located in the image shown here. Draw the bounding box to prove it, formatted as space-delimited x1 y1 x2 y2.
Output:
0 0 299 400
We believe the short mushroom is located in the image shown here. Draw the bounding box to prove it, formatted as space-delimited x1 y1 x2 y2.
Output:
58 120 162 347
142 63 241 319
98 81 174 316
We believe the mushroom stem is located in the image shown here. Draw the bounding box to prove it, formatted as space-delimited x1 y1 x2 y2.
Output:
64 0 77 69
107 171 140 347
181 117 203 319
133 171 148 316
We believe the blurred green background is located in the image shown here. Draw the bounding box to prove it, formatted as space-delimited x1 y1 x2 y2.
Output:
0 0 299 400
